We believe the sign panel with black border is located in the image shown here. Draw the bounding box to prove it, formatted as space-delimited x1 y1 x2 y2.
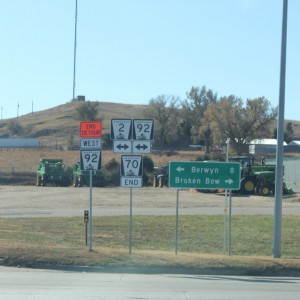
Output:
111 119 132 140
120 155 143 177
80 150 101 170
132 119 154 140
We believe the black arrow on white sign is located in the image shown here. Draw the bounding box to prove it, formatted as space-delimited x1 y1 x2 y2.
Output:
135 143 148 151
117 143 130 150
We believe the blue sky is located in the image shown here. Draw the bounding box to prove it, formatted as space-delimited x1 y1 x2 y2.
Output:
1 0 299 121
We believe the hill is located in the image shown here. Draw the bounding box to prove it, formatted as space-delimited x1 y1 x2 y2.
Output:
0 101 147 148
1 100 300 149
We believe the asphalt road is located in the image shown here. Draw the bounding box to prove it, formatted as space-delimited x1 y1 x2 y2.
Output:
0 185 299 218
0 266 299 300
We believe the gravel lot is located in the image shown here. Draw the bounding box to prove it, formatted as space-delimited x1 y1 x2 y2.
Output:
0 185 299 218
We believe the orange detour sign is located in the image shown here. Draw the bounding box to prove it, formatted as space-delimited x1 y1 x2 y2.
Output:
80 121 102 138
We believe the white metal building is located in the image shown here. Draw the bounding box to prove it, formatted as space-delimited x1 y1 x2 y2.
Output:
0 138 39 148
266 157 300 193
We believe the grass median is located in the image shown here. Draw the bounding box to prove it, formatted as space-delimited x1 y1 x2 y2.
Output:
0 215 300 275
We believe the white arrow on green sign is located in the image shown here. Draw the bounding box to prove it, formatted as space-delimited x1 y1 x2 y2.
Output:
169 161 240 190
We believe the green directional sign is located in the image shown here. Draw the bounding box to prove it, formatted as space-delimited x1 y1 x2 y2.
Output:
169 161 241 190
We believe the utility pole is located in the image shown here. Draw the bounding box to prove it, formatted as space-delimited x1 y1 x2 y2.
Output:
273 0 288 259
72 0 78 101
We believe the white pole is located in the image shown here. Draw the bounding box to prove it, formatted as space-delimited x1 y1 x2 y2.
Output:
175 189 179 254
129 187 133 254
273 0 288 258
223 138 230 253
72 0 78 100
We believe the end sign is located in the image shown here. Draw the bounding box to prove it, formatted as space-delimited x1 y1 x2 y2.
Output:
80 122 102 138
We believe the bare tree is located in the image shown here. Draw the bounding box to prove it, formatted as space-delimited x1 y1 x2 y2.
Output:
143 95 179 149
205 96 277 154
181 85 217 152
76 101 99 121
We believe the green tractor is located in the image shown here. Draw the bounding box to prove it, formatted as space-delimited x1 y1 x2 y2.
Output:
230 156 282 196
36 158 70 187
72 162 104 187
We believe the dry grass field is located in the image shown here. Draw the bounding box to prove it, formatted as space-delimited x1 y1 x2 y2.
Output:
0 148 204 174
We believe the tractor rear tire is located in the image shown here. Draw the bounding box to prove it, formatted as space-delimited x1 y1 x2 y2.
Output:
240 177 256 194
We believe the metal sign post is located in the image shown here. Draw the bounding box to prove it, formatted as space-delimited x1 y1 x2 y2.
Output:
228 190 232 256
110 118 154 254
79 121 102 253
129 187 133 254
89 169 93 251
175 189 179 255
169 160 240 255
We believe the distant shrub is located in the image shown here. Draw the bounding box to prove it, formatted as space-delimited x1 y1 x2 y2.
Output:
76 101 99 121
7 120 24 136
103 158 120 186
142 156 155 186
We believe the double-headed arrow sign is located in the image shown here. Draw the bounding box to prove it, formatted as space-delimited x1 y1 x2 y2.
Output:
113 140 151 154
169 161 241 190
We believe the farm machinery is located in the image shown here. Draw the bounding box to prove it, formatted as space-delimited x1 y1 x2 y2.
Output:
36 159 104 187
152 165 169 187
36 158 70 187
71 162 104 187
230 156 288 196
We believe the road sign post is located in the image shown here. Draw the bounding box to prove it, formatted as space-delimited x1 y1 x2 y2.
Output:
169 161 240 190
111 119 154 254
170 160 240 255
80 121 102 252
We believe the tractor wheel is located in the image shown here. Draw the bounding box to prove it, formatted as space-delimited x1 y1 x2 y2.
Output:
158 177 163 188
260 184 271 196
240 177 256 194
36 176 42 186
153 176 157 187
73 176 79 187
78 176 83 187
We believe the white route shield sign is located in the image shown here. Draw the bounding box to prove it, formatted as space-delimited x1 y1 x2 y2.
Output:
111 119 132 140
133 119 154 140
121 155 143 176
80 150 101 170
